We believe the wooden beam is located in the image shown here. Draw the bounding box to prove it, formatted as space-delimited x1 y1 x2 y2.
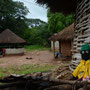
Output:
53 41 55 57
59 40 61 56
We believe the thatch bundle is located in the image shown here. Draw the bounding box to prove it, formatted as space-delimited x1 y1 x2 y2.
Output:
49 34 58 41
36 0 76 14
57 23 74 41
50 23 74 41
0 29 26 44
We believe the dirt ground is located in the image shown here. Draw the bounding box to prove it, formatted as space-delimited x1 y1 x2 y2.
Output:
0 50 62 68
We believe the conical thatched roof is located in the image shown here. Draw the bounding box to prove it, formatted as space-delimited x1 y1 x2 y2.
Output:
36 0 76 14
0 29 26 44
50 23 74 41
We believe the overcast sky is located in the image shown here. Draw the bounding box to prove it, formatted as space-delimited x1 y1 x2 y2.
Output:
13 0 48 22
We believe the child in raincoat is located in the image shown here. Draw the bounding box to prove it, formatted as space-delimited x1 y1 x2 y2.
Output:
73 44 90 81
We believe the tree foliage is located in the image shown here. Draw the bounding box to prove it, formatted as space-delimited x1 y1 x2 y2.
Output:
24 23 50 46
47 9 74 34
0 1 74 46
25 19 46 28
24 10 74 46
0 0 29 37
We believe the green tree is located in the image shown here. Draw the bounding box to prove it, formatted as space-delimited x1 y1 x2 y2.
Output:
26 19 46 28
0 0 29 38
47 9 74 34
65 14 74 26
24 22 50 46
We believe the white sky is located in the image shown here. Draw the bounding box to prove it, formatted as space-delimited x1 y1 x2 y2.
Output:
13 0 48 22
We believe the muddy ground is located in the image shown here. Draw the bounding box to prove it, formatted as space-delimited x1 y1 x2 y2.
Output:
0 50 64 68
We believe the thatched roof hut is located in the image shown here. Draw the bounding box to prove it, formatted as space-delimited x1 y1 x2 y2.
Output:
0 29 26 44
49 34 58 41
50 23 74 57
0 29 26 55
36 0 76 14
56 23 74 41
50 23 74 41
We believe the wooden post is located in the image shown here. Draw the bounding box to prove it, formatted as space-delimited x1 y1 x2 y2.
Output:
59 40 61 55
53 41 55 57
71 40 73 56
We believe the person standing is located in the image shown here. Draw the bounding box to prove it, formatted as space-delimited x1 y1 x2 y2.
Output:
3 48 6 56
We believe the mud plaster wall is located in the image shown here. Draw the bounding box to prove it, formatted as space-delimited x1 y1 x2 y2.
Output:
51 41 59 51
61 41 71 56
5 48 24 54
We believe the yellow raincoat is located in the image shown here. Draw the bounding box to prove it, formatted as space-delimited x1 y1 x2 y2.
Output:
73 60 90 79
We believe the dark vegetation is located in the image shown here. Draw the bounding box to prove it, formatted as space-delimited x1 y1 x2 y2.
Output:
0 0 74 46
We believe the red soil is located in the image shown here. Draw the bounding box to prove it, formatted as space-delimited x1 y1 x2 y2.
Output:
0 51 61 68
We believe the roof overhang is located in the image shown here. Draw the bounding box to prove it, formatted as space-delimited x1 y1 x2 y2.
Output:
36 0 77 14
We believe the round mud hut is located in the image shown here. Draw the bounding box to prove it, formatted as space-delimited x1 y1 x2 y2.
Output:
0 29 26 55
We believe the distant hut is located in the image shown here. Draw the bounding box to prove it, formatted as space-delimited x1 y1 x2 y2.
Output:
50 23 74 57
0 29 26 55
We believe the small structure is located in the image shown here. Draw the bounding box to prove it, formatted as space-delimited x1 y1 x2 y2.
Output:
50 23 74 57
0 29 26 55
50 33 59 51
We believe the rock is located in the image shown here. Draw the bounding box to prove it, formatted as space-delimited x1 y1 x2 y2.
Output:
36 52 40 56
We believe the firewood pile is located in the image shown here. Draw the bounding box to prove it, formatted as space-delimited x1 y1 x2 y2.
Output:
0 63 90 90
0 60 88 90
0 72 90 90
50 63 72 80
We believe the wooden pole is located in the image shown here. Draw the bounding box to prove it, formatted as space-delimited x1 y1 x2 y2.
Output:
53 41 55 57
59 40 61 56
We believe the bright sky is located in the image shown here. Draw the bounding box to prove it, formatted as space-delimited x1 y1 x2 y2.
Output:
13 0 48 22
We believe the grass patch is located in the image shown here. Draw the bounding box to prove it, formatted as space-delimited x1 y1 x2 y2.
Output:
0 64 57 78
24 45 50 52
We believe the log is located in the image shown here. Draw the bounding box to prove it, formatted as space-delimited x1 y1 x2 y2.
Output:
2 74 90 86
28 76 90 86
0 81 26 89
44 84 72 90
1 75 90 89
